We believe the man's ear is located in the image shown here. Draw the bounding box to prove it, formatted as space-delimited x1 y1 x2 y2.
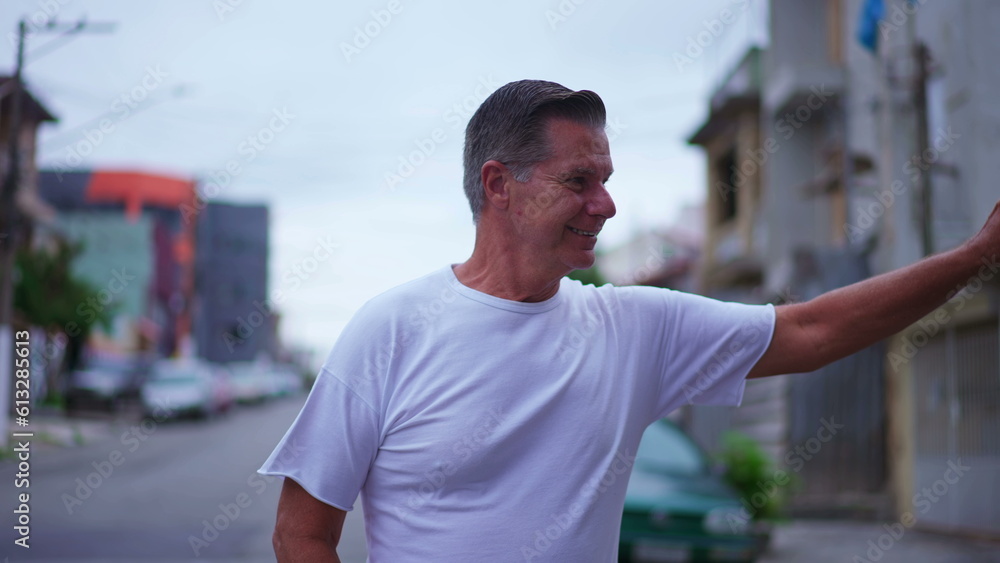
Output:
481 160 511 212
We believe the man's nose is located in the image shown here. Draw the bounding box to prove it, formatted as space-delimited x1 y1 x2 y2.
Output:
588 185 616 219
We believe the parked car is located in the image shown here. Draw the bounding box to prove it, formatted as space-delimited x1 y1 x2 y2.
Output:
209 364 237 415
227 362 268 404
271 364 304 397
618 419 762 563
64 354 151 415
141 359 217 420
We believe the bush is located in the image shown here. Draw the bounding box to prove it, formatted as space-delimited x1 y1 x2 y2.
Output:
716 431 796 521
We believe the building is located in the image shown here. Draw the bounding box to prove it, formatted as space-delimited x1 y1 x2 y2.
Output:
686 0 999 536
0 77 59 413
597 204 703 293
38 169 198 357
874 0 1000 538
0 76 58 241
193 201 271 363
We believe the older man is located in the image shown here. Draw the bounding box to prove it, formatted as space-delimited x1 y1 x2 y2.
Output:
260 80 999 562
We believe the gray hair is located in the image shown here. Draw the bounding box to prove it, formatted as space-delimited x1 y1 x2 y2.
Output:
462 79 607 224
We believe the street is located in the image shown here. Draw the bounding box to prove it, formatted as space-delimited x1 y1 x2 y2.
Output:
0 396 368 562
759 520 1000 563
2 396 998 562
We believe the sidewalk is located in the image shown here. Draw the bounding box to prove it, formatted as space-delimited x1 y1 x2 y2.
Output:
5 407 130 451
760 520 1000 562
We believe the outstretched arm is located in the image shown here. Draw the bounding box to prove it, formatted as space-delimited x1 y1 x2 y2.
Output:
748 200 1000 379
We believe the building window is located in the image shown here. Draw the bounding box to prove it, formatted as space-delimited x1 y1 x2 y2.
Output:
715 149 738 224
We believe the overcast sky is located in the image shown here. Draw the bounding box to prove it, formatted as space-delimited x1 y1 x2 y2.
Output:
2 0 768 366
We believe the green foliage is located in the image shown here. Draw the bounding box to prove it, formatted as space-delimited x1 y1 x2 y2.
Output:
71 425 85 446
716 431 796 521
40 393 65 409
567 265 607 286
14 241 118 393
13 241 115 334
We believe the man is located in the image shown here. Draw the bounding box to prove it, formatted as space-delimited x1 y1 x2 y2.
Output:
260 80 999 562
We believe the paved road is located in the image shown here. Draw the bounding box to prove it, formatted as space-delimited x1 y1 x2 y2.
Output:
760 519 1000 563
0 396 368 562
3 398 997 562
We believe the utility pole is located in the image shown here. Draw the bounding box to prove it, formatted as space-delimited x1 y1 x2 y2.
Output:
903 1 933 257
912 41 934 257
0 17 115 446
0 19 28 450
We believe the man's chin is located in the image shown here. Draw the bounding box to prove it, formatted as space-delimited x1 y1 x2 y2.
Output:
567 253 596 272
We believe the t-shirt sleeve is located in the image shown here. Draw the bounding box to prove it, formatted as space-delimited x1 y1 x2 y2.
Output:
627 287 775 419
258 296 398 510
257 368 380 511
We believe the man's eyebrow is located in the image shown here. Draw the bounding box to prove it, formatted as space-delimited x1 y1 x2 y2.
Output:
568 166 613 179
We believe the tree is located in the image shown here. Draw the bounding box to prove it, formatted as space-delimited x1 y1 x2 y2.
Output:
13 241 115 401
567 264 607 287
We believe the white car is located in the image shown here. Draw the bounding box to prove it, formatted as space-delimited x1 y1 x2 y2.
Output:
141 360 217 420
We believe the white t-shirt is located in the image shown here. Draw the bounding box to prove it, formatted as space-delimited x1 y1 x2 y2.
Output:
259 266 775 562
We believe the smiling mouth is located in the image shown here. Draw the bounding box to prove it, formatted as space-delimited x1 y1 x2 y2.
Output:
567 226 600 237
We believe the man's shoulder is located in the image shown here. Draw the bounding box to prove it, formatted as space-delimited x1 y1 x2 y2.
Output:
559 277 653 307
355 266 454 318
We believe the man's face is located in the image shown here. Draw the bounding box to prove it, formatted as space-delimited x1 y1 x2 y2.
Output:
506 118 616 274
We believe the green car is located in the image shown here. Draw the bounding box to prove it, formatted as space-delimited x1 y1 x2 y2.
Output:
619 419 763 563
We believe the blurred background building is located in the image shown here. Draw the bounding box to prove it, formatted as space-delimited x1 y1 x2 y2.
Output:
596 203 703 292
193 201 272 363
38 169 199 358
683 0 999 539
0 75 57 242
29 169 277 377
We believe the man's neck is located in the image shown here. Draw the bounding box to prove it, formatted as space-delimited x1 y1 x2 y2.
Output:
452 237 565 303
